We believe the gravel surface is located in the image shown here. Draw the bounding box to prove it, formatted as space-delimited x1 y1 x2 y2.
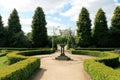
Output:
29 49 94 80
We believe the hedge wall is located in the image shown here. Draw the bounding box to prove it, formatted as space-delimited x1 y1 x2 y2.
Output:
74 48 115 51
18 49 55 56
0 48 54 51
0 58 40 80
0 50 40 80
0 53 6 57
0 48 55 80
71 49 120 80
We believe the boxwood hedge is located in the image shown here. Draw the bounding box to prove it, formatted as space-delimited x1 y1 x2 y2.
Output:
0 58 40 80
0 48 55 80
75 48 115 51
18 49 55 56
71 49 120 80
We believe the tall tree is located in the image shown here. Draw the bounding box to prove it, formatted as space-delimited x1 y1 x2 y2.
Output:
8 9 22 47
7 9 31 47
110 6 120 47
92 8 109 47
76 7 92 47
31 7 48 47
0 15 7 47
8 9 22 34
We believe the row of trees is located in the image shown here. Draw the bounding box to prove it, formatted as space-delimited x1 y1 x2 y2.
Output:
0 7 48 48
1 6 120 48
77 6 120 48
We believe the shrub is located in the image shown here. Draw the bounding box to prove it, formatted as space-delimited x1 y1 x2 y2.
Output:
71 50 107 57
0 49 41 80
18 49 55 56
0 48 54 80
75 48 115 51
0 50 8 57
0 58 40 80
7 51 27 64
71 49 120 80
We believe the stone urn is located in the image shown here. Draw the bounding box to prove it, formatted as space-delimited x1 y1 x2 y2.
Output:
56 43 71 60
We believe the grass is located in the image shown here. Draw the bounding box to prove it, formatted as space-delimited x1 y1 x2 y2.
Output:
0 56 8 69
115 67 120 71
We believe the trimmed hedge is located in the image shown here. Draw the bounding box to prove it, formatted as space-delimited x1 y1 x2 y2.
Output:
18 49 55 56
0 58 40 80
0 50 41 80
7 51 27 64
71 50 107 57
0 48 55 80
0 53 6 57
71 49 120 80
0 50 8 57
84 60 120 80
0 48 53 51
75 48 115 51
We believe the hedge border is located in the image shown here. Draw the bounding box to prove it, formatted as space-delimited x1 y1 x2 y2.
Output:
0 48 55 80
71 49 120 80
74 48 115 51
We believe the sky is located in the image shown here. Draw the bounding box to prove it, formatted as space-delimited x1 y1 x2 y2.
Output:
0 0 120 35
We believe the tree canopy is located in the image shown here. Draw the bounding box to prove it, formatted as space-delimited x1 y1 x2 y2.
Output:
0 15 7 47
76 7 92 47
92 8 109 47
31 7 48 47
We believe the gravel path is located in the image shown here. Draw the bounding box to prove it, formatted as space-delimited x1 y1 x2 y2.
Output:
29 49 94 80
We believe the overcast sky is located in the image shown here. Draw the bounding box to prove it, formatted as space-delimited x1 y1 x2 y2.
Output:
0 0 120 35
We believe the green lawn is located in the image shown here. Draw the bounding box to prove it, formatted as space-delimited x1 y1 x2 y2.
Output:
115 67 120 71
0 56 8 69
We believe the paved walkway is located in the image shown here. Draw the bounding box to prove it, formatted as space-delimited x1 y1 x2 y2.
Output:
29 48 94 80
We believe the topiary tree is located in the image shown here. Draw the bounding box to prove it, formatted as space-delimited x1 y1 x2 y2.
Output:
110 6 120 47
31 7 48 47
76 7 92 47
0 15 7 47
92 8 109 47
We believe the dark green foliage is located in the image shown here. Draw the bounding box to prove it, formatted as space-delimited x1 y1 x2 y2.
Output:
18 49 55 56
57 36 67 44
32 7 48 47
7 9 31 48
53 38 57 50
110 6 120 47
0 16 7 47
76 7 92 47
74 48 115 51
71 50 107 57
10 31 32 48
93 8 109 47
47 36 52 48
8 9 22 34
67 37 76 49
27 32 32 41
111 6 120 30
7 9 22 47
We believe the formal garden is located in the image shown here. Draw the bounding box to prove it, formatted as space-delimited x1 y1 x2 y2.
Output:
0 5 120 80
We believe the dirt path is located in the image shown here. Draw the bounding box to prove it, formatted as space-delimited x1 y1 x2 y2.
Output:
29 48 94 80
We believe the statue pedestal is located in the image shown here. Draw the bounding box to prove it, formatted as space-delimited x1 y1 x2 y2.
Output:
56 44 71 60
